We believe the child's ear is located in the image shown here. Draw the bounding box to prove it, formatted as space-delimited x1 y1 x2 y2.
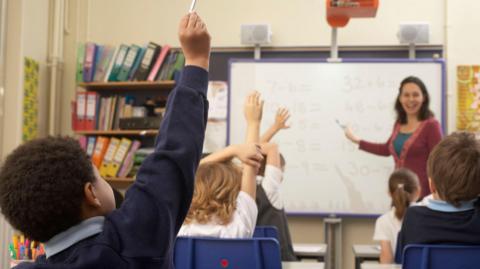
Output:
84 182 101 208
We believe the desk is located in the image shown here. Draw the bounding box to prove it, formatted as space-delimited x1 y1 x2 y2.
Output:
360 263 401 269
294 243 327 261
352 244 380 269
282 261 324 269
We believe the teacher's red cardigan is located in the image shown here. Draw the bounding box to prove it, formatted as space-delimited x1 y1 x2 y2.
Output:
359 117 443 198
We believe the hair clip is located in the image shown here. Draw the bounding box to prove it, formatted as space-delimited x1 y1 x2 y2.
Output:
397 183 404 189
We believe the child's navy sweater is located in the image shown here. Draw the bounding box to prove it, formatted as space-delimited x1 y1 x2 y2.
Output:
16 66 209 269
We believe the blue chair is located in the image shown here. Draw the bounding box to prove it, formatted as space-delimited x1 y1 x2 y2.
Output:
174 236 282 269
402 244 480 269
253 226 279 240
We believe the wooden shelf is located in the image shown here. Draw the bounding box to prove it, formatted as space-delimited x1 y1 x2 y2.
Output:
78 81 175 91
74 130 158 136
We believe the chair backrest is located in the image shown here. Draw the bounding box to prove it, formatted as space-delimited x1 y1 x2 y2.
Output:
174 237 282 269
253 226 279 240
402 244 480 269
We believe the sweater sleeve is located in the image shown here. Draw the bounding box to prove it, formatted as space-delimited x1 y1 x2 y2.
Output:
358 130 394 157
106 66 209 258
425 119 443 153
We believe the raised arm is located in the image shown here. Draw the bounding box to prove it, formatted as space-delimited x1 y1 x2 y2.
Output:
346 126 392 156
200 143 263 167
109 13 211 256
260 107 290 143
241 92 264 199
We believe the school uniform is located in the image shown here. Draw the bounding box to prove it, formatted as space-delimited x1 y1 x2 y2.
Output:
178 191 258 238
256 165 297 261
373 207 402 254
395 195 480 263
15 66 209 269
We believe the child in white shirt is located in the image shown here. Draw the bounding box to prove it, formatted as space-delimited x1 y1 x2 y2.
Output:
373 168 420 263
179 91 264 238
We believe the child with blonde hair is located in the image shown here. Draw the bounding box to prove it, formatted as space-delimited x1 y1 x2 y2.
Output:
179 92 264 238
374 168 420 263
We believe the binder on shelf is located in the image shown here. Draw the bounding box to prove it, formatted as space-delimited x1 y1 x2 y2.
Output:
76 43 85 83
147 45 171 81
118 140 141 178
76 92 87 130
156 51 176 81
99 137 120 177
78 136 87 150
86 136 96 158
103 46 120 82
85 92 99 130
83 42 97 82
93 45 115 81
71 100 78 131
91 136 110 168
168 52 185 80
116 44 141 81
106 138 132 177
108 44 129 82
128 46 146 81
133 42 160 81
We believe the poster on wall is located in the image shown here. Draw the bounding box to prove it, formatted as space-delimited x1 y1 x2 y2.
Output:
203 81 228 153
23 57 39 142
457 65 480 131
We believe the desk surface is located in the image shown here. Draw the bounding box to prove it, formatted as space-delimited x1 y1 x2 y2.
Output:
352 244 381 258
360 263 401 269
282 261 324 269
293 243 327 256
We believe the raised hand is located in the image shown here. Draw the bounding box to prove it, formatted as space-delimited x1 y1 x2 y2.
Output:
178 12 211 70
244 91 264 124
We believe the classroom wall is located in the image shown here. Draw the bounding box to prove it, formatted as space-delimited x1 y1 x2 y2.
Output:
1 0 50 266
445 0 480 131
85 0 444 47
2 0 49 159
53 1 477 269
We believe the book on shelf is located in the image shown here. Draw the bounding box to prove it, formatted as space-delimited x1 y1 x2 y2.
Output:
99 137 120 177
76 41 182 83
133 42 161 81
77 135 143 179
83 42 98 83
117 140 141 178
116 45 141 81
147 45 171 81
93 45 116 82
108 44 129 82
76 43 85 83
92 136 110 168
128 46 146 81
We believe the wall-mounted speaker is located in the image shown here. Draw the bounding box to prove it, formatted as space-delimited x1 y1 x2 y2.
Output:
241 24 272 45
397 22 430 44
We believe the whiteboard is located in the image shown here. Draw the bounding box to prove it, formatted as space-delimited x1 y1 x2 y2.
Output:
228 59 445 216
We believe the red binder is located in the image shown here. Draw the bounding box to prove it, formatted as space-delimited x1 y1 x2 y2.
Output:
76 92 87 130
85 91 99 130
147 45 171 81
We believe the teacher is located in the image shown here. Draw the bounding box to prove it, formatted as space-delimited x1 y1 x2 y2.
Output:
344 76 443 198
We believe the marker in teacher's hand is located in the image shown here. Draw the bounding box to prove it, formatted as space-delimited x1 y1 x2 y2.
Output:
189 0 197 13
335 119 346 130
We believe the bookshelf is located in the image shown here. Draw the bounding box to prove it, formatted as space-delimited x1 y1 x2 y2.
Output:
75 81 175 187
74 41 184 189
74 130 159 136
78 80 175 91
105 177 135 188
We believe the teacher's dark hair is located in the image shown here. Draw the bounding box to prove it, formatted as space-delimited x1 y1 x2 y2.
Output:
394 76 434 124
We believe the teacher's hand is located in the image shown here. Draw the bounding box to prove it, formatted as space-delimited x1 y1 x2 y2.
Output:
345 126 361 145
